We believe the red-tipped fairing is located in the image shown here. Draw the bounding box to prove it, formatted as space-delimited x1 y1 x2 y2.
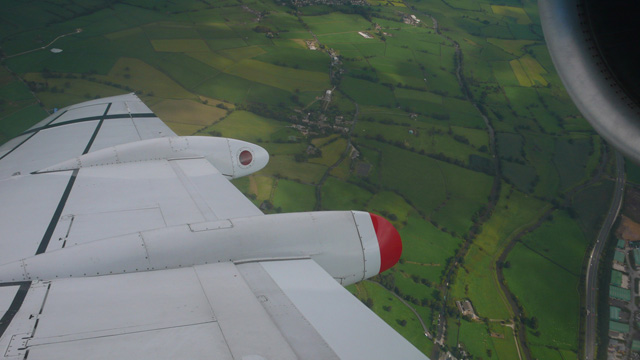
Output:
369 213 402 273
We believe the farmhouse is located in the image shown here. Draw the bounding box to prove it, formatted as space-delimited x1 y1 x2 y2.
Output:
456 300 478 319
402 14 421 25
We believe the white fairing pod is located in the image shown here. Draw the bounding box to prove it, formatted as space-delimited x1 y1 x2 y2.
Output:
0 211 402 286
35 136 269 179
227 138 269 178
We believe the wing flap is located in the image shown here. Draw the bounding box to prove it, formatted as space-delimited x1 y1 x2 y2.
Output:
254 259 429 360
0 264 298 360
0 268 232 360
238 262 341 360
194 262 298 360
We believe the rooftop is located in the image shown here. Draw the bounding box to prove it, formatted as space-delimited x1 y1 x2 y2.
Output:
610 320 630 333
611 270 624 287
610 306 621 321
610 286 631 301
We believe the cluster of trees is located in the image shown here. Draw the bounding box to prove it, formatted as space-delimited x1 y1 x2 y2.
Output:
252 25 279 39
374 271 444 319
347 72 379 83
253 25 273 33
521 315 539 330
258 199 283 214
293 147 322 163
34 68 146 98
452 134 470 145
377 209 398 221
395 82 429 92
239 102 294 123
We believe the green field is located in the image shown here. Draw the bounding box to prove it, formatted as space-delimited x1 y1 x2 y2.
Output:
501 160 537 193
368 191 414 224
0 103 49 138
151 98 228 134
205 110 289 142
321 177 372 210
261 155 327 184
491 5 532 25
354 121 482 164
487 38 537 57
151 39 209 52
351 280 432 354
309 138 347 167
505 216 583 351
521 133 562 197
226 59 329 92
451 187 548 319
554 137 592 191
496 132 524 162
341 77 396 107
400 214 462 278
272 179 316 212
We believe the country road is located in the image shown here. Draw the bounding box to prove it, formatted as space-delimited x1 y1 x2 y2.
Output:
4 29 82 59
584 151 625 360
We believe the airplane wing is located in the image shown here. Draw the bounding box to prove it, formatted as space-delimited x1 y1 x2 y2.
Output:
0 94 428 359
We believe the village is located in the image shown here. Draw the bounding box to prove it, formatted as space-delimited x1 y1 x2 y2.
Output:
607 216 640 359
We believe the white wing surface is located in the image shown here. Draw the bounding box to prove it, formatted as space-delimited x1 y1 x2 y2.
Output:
0 94 174 264
0 260 426 360
0 95 428 359
0 94 262 264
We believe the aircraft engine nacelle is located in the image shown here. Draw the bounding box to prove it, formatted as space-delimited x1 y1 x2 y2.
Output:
0 211 402 286
540 0 640 164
